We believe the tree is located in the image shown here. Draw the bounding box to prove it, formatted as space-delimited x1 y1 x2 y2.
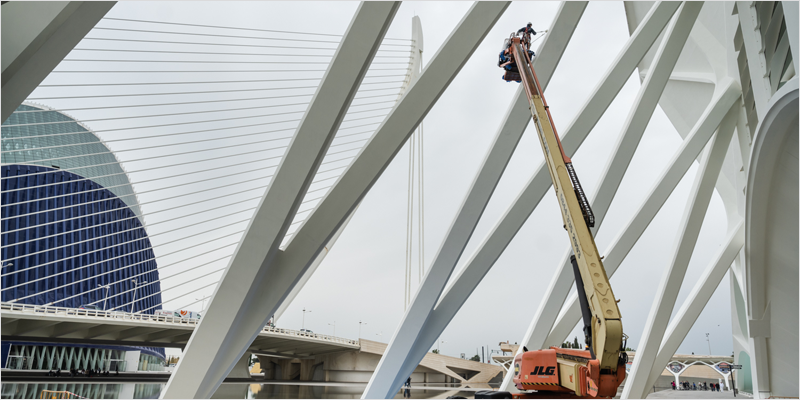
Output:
470 355 481 362
573 337 580 349
431 349 439 354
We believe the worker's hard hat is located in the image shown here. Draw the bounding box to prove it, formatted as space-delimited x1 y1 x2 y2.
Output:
527 22 532 26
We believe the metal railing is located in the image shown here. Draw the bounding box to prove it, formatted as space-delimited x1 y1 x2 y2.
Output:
1 302 359 346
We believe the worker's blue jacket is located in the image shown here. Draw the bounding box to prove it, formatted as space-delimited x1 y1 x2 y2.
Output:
517 26 537 36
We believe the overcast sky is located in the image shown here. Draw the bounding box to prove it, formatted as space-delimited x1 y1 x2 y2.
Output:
27 1 735 362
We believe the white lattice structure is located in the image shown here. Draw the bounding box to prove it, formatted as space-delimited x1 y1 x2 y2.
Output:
2 2 796 399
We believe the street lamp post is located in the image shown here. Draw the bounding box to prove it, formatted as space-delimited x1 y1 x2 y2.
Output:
438 340 447 354
302 308 312 330
328 321 336 336
359 320 367 338
706 333 711 355
130 279 147 313
195 297 207 312
98 284 111 310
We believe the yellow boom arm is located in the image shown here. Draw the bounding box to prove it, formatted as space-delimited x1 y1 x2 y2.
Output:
510 39 623 372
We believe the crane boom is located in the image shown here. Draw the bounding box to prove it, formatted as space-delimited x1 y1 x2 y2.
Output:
506 37 626 398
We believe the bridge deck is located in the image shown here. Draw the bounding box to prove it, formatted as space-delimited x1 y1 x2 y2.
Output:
1 302 359 358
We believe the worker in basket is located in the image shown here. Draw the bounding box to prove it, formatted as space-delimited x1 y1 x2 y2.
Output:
517 22 537 48
499 47 521 82
499 24 539 82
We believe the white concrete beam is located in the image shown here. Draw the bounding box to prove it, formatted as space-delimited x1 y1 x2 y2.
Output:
545 80 742 348
643 220 745 391
167 3 508 399
622 92 737 399
362 3 586 397
1 1 115 123
737 1 773 117
162 3 400 398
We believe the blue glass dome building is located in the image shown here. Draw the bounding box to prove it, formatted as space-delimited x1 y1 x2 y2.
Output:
1 103 165 371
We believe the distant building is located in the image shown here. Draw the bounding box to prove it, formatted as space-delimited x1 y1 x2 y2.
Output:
1 103 165 371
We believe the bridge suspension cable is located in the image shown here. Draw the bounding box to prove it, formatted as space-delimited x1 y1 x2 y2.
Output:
1 16 415 312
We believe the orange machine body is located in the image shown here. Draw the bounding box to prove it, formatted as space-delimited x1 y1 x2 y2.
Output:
513 349 570 393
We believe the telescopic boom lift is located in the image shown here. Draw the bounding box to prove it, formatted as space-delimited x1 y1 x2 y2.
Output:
503 36 628 399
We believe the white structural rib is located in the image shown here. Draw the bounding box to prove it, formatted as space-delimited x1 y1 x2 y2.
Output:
363 3 586 398
161 3 400 398
272 18 423 323
1 2 116 122
499 4 699 391
736 1 772 118
642 220 745 392
544 80 742 349
622 96 737 398
171 2 506 398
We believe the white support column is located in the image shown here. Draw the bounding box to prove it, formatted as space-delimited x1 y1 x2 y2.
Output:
622 95 737 399
1 1 116 122
362 4 585 397
501 4 702 391
782 1 799 69
162 3 400 398
737 1 773 117
544 81 742 348
642 220 745 392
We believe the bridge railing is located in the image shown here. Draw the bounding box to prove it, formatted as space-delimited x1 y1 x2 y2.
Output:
1 302 201 325
0 302 359 346
261 325 359 346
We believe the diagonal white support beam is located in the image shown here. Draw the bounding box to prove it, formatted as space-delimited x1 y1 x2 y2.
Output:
621 95 737 399
361 3 587 398
1 1 116 123
164 3 507 399
544 81 742 349
161 3 400 398
642 220 745 391
499 5 703 391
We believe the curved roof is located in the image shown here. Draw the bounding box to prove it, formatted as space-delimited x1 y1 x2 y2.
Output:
1 102 143 222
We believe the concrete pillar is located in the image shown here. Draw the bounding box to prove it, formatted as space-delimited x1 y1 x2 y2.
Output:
277 359 294 381
256 356 274 380
299 360 316 381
